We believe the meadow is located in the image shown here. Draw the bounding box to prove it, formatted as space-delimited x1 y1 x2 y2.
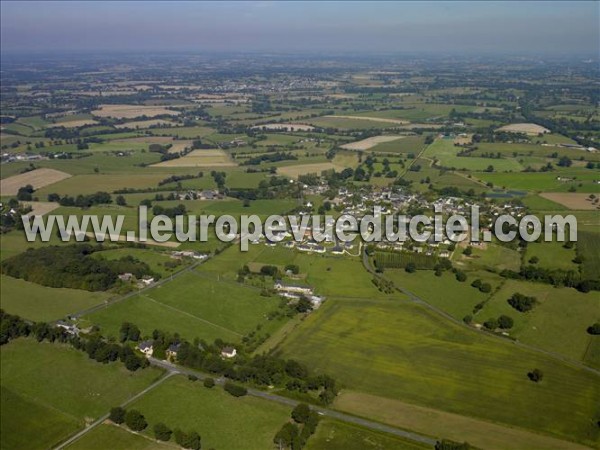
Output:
85 268 285 342
66 424 170 450
475 169 600 193
0 274 111 322
127 375 292 450
1 339 164 450
275 298 600 447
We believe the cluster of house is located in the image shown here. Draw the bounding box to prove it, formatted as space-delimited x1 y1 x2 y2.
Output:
174 190 223 201
1 152 46 163
118 273 155 288
136 341 237 359
170 250 209 260
273 280 324 309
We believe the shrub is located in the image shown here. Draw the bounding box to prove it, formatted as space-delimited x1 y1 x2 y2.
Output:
497 315 514 329
587 322 600 335
203 377 215 388
455 271 467 282
291 403 311 424
483 318 498 330
154 422 172 441
224 382 247 397
125 409 147 431
508 293 537 312
108 406 125 424
527 368 544 382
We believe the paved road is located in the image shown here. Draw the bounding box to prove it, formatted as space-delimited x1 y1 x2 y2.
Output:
148 358 437 447
362 248 600 376
53 371 176 450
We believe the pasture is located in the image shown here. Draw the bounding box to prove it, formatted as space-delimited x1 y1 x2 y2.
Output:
423 138 523 171
479 280 599 365
0 274 111 322
85 268 285 342
275 298 600 446
523 239 578 272
496 123 550 135
66 424 170 450
306 419 428 450
475 170 600 193
1 339 163 450
128 375 291 450
0 168 72 195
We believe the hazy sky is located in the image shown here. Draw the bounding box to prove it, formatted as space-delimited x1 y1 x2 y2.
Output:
1 1 598 55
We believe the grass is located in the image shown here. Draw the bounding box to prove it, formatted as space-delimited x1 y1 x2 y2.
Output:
66 424 171 450
0 274 111 322
479 280 599 365
85 269 285 342
475 169 600 193
578 231 600 280
369 135 427 154
305 419 429 450
128 375 291 450
1 339 164 450
275 298 600 446
91 247 188 277
523 240 578 271
423 139 523 171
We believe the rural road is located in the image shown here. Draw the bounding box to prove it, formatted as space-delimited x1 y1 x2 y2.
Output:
148 358 438 447
361 248 600 377
53 371 177 450
65 256 210 321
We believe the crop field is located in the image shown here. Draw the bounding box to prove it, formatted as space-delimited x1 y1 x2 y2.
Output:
334 393 591 450
423 138 523 171
34 173 173 196
479 280 599 364
127 375 292 450
475 169 600 193
0 168 72 195
47 119 99 128
0 274 111 322
253 122 315 131
66 424 170 450
306 116 401 130
85 268 285 342
92 104 181 119
114 119 175 129
496 123 550 135
1 339 164 450
151 149 235 167
369 135 427 154
540 192 599 210
340 135 404 151
306 419 428 450
275 299 600 447
278 161 340 178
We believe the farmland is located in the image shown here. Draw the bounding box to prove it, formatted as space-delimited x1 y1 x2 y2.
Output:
276 299 600 446
1 339 164 450
0 168 72 195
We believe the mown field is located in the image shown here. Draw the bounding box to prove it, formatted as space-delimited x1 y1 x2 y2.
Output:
0 274 111 322
1 339 164 450
66 424 170 450
85 268 286 343
275 298 600 447
305 419 429 450
423 138 523 171
127 375 291 450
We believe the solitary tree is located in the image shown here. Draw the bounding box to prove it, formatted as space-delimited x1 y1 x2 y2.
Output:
125 409 147 431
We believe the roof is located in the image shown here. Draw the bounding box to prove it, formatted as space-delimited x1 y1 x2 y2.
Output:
138 340 153 350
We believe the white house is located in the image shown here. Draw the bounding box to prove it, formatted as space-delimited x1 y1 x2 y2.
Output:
137 341 154 357
221 346 237 358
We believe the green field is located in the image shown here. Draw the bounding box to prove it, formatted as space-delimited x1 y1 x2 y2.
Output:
0 274 111 321
578 231 600 280
85 268 285 342
476 169 600 193
276 298 600 447
523 239 578 271
479 280 600 365
305 419 429 450
1 339 164 450
127 375 291 450
423 138 523 171
66 424 170 450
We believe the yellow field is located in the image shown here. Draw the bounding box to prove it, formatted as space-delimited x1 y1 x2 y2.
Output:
92 104 180 119
0 168 72 195
341 135 403 150
496 123 550 135
540 192 599 210
151 149 235 167
336 392 590 450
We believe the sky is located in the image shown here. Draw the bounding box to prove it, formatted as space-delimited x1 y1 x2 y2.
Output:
1 1 598 55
